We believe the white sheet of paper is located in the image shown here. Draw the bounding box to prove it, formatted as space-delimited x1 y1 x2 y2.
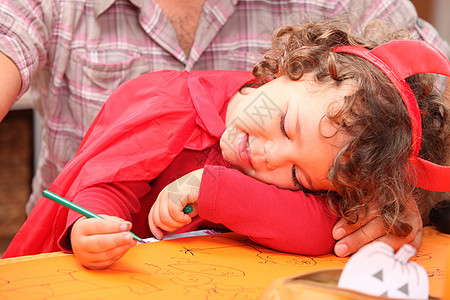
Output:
138 229 222 244
338 241 429 299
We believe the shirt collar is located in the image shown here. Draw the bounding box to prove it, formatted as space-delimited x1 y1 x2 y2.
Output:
94 0 239 18
93 0 115 17
94 0 146 18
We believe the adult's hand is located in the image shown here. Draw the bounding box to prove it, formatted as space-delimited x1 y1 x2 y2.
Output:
332 198 422 257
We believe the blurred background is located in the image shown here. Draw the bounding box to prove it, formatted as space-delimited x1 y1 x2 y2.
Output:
0 0 449 256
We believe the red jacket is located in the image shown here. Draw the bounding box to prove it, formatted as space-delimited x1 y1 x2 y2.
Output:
4 70 337 258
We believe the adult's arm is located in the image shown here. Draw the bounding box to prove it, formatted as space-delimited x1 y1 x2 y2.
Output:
346 0 449 53
0 0 54 120
0 52 21 121
198 166 338 255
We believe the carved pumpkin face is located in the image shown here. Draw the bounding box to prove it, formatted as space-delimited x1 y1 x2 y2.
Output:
338 241 429 299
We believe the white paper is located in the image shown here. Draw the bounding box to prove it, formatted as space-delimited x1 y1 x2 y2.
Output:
338 241 429 299
138 229 222 244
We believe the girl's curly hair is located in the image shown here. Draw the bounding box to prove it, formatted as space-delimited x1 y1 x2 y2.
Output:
252 20 450 237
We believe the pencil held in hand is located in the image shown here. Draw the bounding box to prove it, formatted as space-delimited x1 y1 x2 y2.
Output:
42 189 143 242
183 204 193 214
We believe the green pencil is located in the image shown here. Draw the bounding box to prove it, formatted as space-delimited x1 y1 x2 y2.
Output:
42 189 143 242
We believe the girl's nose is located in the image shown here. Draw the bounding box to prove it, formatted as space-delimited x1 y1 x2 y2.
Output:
264 140 292 169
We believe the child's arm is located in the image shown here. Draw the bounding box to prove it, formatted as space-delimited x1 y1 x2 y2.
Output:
149 166 338 255
198 166 337 255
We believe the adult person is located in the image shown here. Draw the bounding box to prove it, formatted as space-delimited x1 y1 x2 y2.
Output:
0 0 449 257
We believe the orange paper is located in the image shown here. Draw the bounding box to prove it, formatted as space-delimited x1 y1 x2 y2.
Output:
0 227 448 299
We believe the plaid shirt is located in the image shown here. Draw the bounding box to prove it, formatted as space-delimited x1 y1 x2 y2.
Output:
0 0 448 212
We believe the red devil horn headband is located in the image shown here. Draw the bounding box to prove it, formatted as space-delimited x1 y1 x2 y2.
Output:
333 40 450 192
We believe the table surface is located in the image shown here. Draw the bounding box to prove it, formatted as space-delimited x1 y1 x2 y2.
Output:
0 227 448 299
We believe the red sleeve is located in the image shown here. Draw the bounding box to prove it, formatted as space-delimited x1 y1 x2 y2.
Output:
198 166 338 255
58 181 151 252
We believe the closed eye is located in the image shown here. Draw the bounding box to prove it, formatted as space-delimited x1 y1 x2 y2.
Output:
291 165 301 189
280 113 288 138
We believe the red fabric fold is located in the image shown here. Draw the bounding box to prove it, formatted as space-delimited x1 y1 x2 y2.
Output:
4 70 254 258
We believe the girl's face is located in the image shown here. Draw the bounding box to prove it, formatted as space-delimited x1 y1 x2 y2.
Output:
221 75 354 191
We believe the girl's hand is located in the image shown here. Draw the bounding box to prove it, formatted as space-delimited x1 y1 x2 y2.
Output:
332 198 422 257
70 215 137 269
148 169 203 239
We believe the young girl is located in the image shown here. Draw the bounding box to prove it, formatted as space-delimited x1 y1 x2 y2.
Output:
4 20 449 269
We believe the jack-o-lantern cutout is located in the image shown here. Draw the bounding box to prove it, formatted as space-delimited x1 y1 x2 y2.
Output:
338 241 428 299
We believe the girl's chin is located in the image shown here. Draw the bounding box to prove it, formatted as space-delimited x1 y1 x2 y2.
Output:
228 161 251 175
235 165 256 178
